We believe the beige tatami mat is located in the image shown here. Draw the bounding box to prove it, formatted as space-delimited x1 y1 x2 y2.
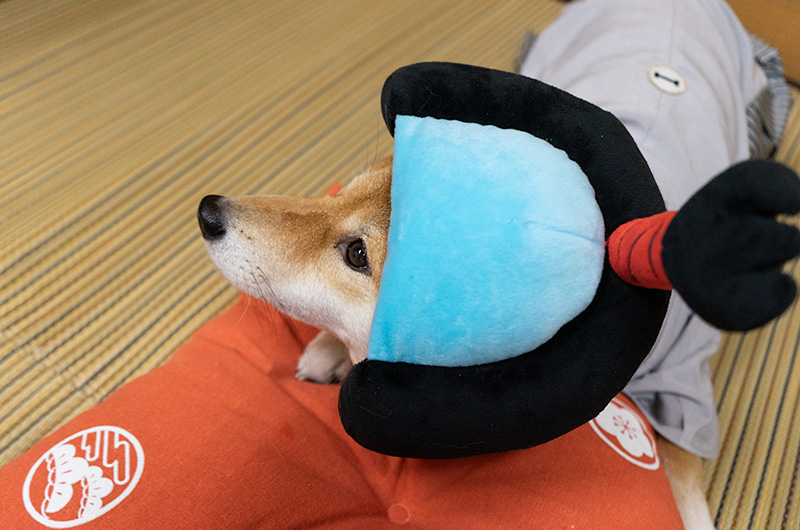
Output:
2 1 800 527
0 0 562 470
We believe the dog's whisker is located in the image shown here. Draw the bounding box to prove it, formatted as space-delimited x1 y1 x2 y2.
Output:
253 267 285 316
233 293 253 327
372 118 381 168
359 120 382 175
361 134 371 175
254 270 287 340
249 270 273 343
253 267 306 351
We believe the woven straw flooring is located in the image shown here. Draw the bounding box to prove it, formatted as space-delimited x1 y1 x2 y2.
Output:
1 0 799 526
708 97 800 527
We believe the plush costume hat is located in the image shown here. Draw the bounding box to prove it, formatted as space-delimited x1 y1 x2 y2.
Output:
338 62 800 459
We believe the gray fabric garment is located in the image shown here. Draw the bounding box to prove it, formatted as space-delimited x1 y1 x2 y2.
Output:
519 0 790 459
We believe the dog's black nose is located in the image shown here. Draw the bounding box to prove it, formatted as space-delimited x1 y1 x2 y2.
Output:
198 195 227 240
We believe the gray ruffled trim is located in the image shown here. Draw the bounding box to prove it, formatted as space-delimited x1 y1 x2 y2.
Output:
746 34 792 158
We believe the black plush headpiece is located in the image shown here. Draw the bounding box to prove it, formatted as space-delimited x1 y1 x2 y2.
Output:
338 63 800 459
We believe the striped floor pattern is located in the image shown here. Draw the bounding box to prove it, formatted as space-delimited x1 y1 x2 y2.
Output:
0 0 563 470
707 93 800 528
1 1 799 527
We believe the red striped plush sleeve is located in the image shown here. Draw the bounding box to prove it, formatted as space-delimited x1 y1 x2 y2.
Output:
607 211 677 290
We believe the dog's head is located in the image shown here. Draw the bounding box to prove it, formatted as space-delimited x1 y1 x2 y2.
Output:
197 157 392 360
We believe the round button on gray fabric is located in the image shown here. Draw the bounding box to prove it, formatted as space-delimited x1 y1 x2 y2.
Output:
648 65 687 95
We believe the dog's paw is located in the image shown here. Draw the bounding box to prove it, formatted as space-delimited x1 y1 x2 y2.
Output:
296 331 353 384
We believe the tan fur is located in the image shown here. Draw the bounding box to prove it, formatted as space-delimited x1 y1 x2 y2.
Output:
658 437 715 528
202 157 392 365
202 155 711 528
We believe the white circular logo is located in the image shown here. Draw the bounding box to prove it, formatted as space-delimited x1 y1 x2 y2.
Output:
647 65 686 95
22 426 145 528
589 397 659 470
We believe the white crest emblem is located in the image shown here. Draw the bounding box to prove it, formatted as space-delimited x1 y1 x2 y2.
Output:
589 397 659 470
22 426 144 528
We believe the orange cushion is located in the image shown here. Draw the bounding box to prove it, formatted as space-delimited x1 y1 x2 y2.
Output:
0 295 683 528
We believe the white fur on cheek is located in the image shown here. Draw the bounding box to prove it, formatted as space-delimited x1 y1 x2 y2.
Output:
203 236 375 360
203 236 273 299
284 280 374 363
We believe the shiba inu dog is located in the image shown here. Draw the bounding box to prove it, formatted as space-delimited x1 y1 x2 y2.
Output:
197 1 791 527
198 154 714 528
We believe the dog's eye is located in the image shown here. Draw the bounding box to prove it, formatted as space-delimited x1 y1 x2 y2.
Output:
344 239 370 272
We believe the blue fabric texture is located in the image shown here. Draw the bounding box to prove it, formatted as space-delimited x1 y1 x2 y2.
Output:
367 115 605 366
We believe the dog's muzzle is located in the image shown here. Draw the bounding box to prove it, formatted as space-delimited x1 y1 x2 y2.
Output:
198 195 227 240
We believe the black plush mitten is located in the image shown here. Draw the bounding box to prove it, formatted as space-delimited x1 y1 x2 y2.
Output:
663 160 800 330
